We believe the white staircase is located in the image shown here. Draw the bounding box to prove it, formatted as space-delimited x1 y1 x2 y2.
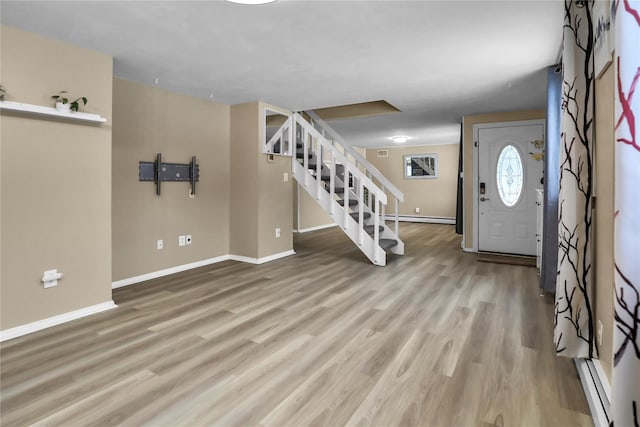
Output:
265 110 404 266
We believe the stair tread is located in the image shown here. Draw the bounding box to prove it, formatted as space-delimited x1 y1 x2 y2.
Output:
364 225 384 234
350 212 371 222
338 199 358 207
379 239 398 250
324 186 344 194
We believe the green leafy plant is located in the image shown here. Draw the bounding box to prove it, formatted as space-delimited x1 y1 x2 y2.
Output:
0 85 6 101
51 90 87 112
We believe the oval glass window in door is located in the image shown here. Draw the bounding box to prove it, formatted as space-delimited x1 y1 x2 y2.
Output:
496 145 524 207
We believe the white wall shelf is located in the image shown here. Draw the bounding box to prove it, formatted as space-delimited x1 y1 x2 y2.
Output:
0 100 106 123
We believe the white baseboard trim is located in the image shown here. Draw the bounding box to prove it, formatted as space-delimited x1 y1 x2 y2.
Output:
384 215 456 225
0 300 117 343
462 247 475 253
112 255 231 289
575 358 611 427
295 223 337 233
591 358 611 403
230 249 296 265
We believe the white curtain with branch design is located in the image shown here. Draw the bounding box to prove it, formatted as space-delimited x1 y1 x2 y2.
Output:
554 0 595 359
613 0 640 425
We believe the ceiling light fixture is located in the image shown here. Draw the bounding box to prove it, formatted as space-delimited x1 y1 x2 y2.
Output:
226 0 277 4
391 136 409 144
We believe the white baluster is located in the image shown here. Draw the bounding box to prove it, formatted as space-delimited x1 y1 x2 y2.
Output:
303 124 309 188
358 181 364 245
381 185 386 224
395 198 399 236
330 148 336 215
374 197 380 259
316 138 322 200
343 163 350 231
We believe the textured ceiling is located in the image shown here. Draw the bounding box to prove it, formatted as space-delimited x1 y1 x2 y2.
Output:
0 0 562 147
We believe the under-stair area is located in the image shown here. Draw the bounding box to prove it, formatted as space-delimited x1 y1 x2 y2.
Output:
265 108 404 266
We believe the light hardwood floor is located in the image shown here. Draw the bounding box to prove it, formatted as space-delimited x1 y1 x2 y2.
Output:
1 223 592 426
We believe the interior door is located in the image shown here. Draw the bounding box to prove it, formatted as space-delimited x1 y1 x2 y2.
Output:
478 123 544 255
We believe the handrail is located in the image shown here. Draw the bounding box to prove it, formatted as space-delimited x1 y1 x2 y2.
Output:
305 110 405 203
294 113 388 205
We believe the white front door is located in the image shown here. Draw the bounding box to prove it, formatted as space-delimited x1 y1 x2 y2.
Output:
477 123 544 255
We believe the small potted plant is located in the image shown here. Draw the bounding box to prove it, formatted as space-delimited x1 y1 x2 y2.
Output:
51 91 87 112
0 85 6 101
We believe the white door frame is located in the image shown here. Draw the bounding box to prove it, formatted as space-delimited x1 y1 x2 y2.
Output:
472 119 545 253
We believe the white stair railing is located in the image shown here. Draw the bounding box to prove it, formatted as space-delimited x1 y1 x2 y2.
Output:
291 113 394 265
262 105 404 266
305 110 404 253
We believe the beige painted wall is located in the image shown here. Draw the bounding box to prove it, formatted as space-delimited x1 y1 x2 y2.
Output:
1 25 113 329
230 102 259 258
230 101 293 259
462 110 546 249
366 144 459 218
112 79 230 281
296 188 334 231
257 102 293 258
594 64 615 382
257 155 294 258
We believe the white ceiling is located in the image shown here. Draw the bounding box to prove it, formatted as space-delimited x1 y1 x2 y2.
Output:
0 0 562 148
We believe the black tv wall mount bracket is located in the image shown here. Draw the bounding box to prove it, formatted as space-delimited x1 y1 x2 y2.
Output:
139 153 199 196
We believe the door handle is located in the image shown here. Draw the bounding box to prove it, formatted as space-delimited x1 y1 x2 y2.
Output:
480 197 490 201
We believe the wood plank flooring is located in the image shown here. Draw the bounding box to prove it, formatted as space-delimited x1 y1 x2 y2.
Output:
0 223 592 426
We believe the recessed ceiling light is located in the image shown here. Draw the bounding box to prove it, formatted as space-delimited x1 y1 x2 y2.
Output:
391 136 409 143
226 0 277 4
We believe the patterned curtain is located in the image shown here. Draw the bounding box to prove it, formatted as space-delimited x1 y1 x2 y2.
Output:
612 1 640 425
554 0 596 359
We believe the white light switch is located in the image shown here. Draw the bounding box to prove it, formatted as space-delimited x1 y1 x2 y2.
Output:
42 269 63 288
275 228 281 238
179 235 186 246
284 172 289 182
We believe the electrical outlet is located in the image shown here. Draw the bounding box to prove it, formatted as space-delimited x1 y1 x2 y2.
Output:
157 239 163 250
186 235 192 245
597 320 603 346
179 235 186 246
275 227 281 238
415 207 420 214
189 188 195 199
